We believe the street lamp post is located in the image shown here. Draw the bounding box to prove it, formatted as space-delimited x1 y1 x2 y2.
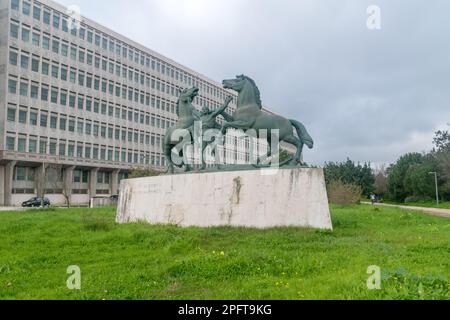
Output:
429 172 439 206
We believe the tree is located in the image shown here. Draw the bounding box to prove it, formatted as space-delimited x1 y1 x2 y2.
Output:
387 153 424 201
40 164 72 208
373 165 388 197
403 155 438 198
279 149 294 163
324 159 374 196
433 125 450 153
129 167 162 179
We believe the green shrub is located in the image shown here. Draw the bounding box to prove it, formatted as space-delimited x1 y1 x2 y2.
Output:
327 180 362 205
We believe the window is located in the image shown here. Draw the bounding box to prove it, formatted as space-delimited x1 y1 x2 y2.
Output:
16 167 26 181
32 32 40 46
7 107 16 122
10 23 19 39
30 111 37 125
62 18 68 32
59 142 66 156
94 34 100 46
42 36 50 50
41 86 48 101
79 50 85 63
51 88 58 103
87 30 93 43
69 94 75 108
79 28 85 40
77 121 83 134
53 14 60 28
49 142 57 155
60 91 67 105
61 43 68 56
68 144 74 157
33 5 41 20
68 119 75 132
42 61 49 75
31 57 39 72
50 115 57 129
52 40 59 54
21 28 30 42
6 136 15 151
43 10 50 25
11 0 19 10
19 109 27 124
51 65 58 79
30 83 38 98
70 47 77 60
20 55 29 69
39 140 47 154
60 118 66 131
9 51 18 66
18 138 26 153
77 97 84 109
86 99 92 111
40 113 48 127
29 139 37 153
19 82 28 96
60 66 67 81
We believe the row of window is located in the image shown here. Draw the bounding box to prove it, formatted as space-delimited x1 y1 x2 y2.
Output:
5 133 166 166
6 103 166 147
10 0 229 100
12 166 125 185
7 75 176 129
8 44 227 112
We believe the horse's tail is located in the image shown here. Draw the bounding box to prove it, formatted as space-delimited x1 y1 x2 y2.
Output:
290 120 314 149
163 130 173 162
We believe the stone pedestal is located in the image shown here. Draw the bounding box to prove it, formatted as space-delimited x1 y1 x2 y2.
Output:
116 168 332 230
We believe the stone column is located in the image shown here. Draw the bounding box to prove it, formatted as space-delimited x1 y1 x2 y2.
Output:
89 168 99 199
36 164 46 198
111 169 120 195
64 166 76 206
4 161 17 206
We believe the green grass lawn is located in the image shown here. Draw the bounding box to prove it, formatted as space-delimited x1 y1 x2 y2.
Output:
0 205 449 300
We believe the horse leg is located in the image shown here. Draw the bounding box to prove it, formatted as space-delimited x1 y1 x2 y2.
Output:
283 135 304 166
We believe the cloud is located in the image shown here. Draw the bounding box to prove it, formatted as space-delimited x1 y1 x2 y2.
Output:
56 0 450 166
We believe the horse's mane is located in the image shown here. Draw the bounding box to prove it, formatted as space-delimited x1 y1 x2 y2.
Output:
242 76 262 109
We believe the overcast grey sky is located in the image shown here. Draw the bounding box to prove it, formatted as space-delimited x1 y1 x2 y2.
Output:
56 0 450 166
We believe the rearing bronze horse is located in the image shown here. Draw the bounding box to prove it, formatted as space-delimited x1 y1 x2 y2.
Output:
221 75 314 165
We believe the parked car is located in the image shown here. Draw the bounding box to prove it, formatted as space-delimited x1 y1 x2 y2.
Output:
22 197 51 208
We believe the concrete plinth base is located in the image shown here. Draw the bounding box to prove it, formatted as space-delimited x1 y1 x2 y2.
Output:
116 168 332 230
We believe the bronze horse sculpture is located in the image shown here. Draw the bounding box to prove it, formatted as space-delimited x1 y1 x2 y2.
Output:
221 75 314 166
163 87 200 173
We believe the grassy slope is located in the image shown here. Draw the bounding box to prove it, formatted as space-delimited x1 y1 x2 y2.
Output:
0 205 449 300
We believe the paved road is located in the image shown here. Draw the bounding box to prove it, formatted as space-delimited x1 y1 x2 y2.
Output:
362 202 450 218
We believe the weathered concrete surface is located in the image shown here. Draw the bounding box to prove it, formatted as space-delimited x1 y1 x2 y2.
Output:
116 168 332 230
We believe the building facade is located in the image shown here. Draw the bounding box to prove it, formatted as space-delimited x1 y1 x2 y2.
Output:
0 0 296 206
0 0 248 206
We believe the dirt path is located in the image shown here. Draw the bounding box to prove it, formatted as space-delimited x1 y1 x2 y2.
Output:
362 202 450 218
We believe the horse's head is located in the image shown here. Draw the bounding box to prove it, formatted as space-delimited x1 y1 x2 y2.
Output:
222 75 248 92
222 75 262 109
179 87 199 103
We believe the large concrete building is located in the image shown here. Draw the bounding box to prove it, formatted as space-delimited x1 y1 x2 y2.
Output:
0 0 293 206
